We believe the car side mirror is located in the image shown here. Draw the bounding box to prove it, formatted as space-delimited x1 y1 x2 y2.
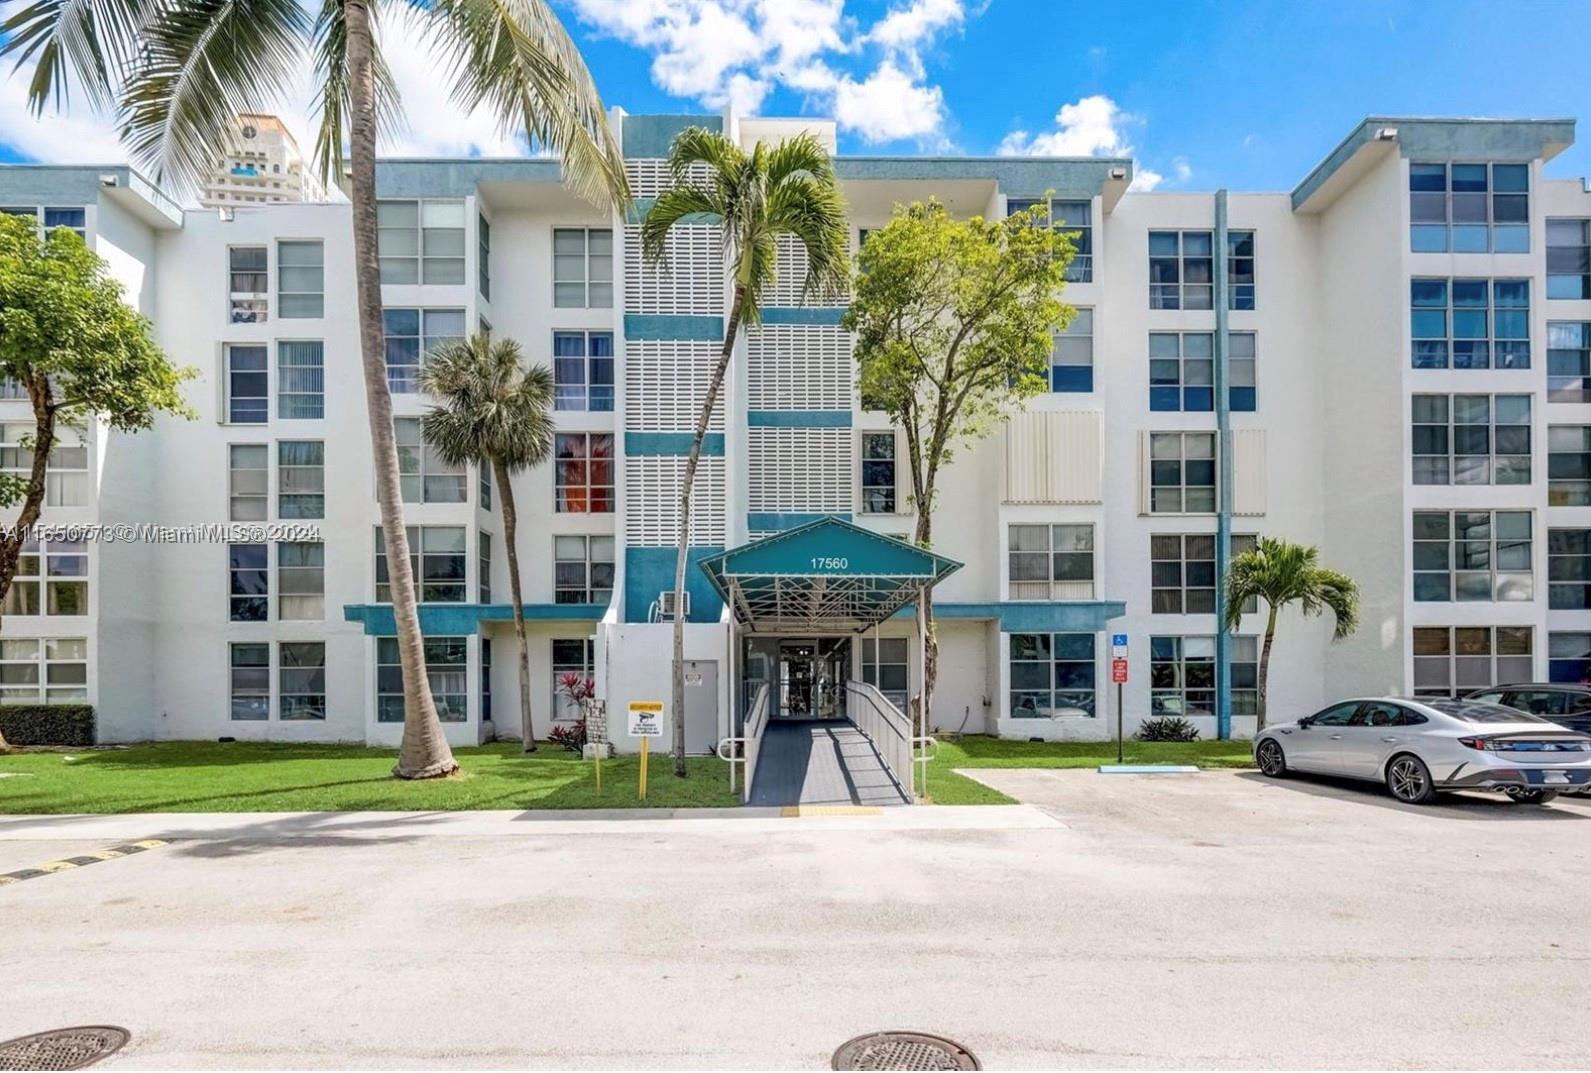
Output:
1298 717 1313 729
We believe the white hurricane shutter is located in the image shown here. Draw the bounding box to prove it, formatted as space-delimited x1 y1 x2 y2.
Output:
1231 429 1268 516
1003 410 1103 504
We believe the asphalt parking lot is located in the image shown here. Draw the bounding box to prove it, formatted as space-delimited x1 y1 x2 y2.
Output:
1 772 1588 1069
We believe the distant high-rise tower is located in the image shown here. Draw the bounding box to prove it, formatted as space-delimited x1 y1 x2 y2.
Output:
201 114 327 208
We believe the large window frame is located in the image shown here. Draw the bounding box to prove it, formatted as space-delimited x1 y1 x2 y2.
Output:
1148 432 1216 514
860 431 898 514
1547 322 1591 403
554 433 614 514
375 525 468 603
1009 632 1097 718
229 542 269 621
1007 523 1094 600
278 641 327 720
551 638 595 721
394 417 466 503
0 636 86 703
860 636 909 711
378 636 466 722
278 541 325 621
1051 308 1094 392
1150 635 1258 717
228 245 268 323
1413 626 1533 697
1412 510 1534 603
225 344 269 423
1549 426 1591 506
1547 219 1591 300
1411 278 1531 370
552 227 614 308
277 240 324 318
1149 230 1214 310
553 534 615 605
1409 162 1530 253
1411 393 1532 486
276 340 324 419
1006 197 1092 283
1150 533 1257 614
377 199 466 285
228 443 269 521
277 440 325 519
382 307 466 394
552 330 615 412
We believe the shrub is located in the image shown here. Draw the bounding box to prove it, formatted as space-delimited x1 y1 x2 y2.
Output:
547 718 588 753
0 704 96 746
1137 716 1200 743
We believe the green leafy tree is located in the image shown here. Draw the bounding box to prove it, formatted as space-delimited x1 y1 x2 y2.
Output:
640 128 849 777
0 215 193 752
845 199 1074 731
420 333 554 753
1224 536 1360 731
2 0 630 777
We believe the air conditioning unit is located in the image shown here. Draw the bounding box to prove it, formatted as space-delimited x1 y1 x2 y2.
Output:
658 590 690 620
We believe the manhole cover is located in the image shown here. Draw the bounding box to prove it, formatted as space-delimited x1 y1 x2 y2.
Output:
0 1027 129 1070
832 1031 980 1071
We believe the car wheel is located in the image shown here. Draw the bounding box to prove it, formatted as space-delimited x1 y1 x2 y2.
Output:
1385 753 1436 804
1504 788 1559 805
1256 738 1287 778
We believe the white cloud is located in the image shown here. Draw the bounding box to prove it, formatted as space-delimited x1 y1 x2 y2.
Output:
831 60 946 145
868 0 964 51
999 94 1188 191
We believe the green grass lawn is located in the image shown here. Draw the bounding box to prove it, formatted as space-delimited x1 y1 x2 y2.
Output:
925 736 1256 805
0 742 739 814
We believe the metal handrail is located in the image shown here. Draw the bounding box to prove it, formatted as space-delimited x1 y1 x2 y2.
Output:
845 679 916 802
740 683 771 804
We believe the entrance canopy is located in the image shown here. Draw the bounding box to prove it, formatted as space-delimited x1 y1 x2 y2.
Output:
701 517 961 634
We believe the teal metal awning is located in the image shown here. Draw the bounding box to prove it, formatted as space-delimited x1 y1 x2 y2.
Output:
701 517 961 633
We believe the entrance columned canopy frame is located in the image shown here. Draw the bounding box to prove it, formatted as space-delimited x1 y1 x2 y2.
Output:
701 517 962 634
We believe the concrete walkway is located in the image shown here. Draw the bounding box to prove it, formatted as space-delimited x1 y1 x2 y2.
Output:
747 719 910 807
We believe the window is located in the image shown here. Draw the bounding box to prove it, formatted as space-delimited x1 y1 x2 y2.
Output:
277 440 325 518
552 331 615 411
1549 631 1591 685
1008 524 1094 599
1409 162 1530 253
554 535 615 604
225 344 269 423
481 638 493 723
1410 278 1531 370
551 638 594 721
1229 332 1256 411
860 636 909 710
552 228 614 308
229 444 268 520
1009 633 1096 718
382 308 466 393
1413 626 1533 697
0 637 86 702
268 340 325 420
1 206 85 239
375 526 467 603
1147 332 1257 411
229 543 269 621
1149 432 1216 514
860 432 897 513
229 642 270 720
277 240 324 318
1226 230 1255 310
554 433 614 513
1007 197 1092 282
2 538 87 616
1148 230 1213 310
1150 635 1259 716
1 538 38 615
1547 219 1591 299
378 637 467 722
1547 426 1591 509
1548 322 1591 402
1411 394 1531 485
478 213 491 300
279 642 326 720
479 463 491 512
278 541 325 620
1051 309 1093 392
1549 529 1591 610
377 199 466 284
0 424 88 507
229 246 268 323
1150 533 1257 614
395 417 466 503
1412 510 1533 602
478 531 492 603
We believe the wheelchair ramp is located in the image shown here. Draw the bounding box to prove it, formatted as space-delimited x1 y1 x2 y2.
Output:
747 720 911 807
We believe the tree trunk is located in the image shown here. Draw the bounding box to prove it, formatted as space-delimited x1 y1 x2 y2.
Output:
672 286 745 778
345 0 456 780
0 374 56 754
912 508 937 734
493 456 535 752
1256 604 1278 733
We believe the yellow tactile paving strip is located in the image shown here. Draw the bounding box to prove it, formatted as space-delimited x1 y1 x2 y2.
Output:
780 805 883 817
0 839 171 886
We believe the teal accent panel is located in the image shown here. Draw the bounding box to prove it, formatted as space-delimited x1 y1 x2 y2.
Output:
623 314 724 341
1214 189 1234 741
0 164 183 227
625 432 725 456
887 600 1128 631
747 410 852 428
624 546 724 623
758 307 847 326
375 159 563 198
625 198 719 226
834 156 1130 197
623 114 723 159
706 518 959 581
746 512 854 531
342 602 606 637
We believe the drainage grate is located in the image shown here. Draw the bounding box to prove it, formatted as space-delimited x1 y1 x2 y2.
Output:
0 1027 130 1071
832 1031 980 1071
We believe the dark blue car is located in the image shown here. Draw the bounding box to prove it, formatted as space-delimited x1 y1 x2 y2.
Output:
1465 685 1591 734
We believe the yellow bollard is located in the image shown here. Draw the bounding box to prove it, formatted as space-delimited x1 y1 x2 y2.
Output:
639 737 648 800
594 750 602 793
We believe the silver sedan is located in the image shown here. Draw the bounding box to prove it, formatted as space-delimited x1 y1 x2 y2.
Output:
1253 696 1591 805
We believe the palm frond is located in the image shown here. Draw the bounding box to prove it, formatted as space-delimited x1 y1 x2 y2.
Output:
426 0 627 209
1224 536 1360 639
765 172 850 301
116 0 309 193
419 333 556 472
663 125 743 187
0 0 153 114
309 0 403 187
639 184 721 268
761 131 834 187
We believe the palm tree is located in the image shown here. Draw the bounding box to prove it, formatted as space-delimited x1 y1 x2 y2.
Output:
640 128 849 777
2 0 629 777
1225 536 1360 732
421 333 554 753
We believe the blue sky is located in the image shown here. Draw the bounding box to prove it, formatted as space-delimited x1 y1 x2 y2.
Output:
4 0 1591 192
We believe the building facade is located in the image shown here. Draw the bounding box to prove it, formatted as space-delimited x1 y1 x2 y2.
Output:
2 110 1589 753
200 114 326 209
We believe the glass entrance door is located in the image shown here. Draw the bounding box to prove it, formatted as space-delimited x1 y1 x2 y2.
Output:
773 637 850 720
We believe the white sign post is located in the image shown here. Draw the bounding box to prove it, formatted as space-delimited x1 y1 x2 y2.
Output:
628 701 664 799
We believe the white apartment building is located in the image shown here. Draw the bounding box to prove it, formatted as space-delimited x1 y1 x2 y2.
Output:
3 110 1590 756
200 114 326 209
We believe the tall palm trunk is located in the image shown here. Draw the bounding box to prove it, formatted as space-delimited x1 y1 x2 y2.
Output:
1257 604 1278 733
345 0 456 779
671 285 745 777
492 456 536 752
0 375 56 754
